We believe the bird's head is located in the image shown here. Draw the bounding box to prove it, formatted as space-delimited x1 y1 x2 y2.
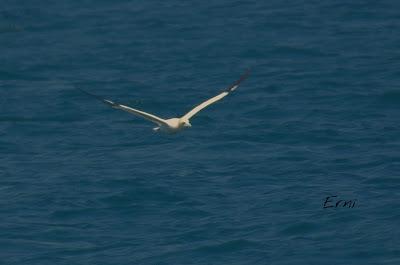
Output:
180 119 192 128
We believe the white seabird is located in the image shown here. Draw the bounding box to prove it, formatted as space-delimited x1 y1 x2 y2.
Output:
79 69 250 133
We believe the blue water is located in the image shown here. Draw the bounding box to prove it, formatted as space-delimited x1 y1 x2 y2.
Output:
1 1 400 264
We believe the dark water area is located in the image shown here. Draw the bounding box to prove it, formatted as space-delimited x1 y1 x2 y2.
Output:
1 1 400 264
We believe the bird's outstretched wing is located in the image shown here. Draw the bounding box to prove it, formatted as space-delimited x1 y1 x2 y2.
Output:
77 88 169 126
181 69 250 120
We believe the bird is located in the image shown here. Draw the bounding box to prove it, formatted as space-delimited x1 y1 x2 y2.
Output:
78 69 250 133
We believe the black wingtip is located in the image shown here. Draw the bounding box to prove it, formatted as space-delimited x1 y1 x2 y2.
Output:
76 87 118 107
226 68 251 92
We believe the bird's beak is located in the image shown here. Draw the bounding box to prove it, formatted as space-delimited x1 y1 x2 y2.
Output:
180 120 191 128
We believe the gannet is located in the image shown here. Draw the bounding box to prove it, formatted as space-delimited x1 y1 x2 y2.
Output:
79 69 250 133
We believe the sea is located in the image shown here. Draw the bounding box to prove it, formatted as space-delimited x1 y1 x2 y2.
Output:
1 0 400 264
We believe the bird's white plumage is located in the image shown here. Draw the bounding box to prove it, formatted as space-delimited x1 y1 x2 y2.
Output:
182 91 229 120
113 104 168 127
79 69 250 133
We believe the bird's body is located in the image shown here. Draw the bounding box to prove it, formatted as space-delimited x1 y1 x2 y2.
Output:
79 69 250 134
153 118 190 133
